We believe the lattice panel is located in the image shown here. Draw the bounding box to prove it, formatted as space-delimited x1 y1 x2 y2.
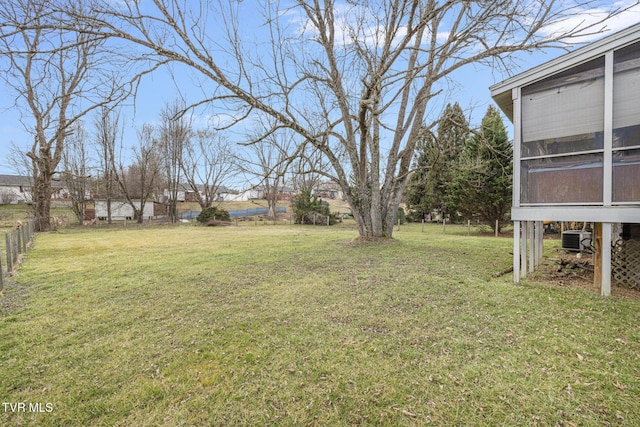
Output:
612 239 640 289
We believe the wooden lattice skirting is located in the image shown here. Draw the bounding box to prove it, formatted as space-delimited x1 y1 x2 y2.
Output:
612 239 640 290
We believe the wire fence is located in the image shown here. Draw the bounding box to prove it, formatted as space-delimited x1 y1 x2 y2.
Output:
179 206 287 220
1 219 35 291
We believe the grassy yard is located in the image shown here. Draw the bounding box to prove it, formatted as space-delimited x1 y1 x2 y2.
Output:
0 223 638 426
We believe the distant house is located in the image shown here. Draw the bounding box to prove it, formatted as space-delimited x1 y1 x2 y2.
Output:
94 199 155 221
0 174 67 204
162 187 186 203
0 174 31 204
220 187 264 202
315 181 344 200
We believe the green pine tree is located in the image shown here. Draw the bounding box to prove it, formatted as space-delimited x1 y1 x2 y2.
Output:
449 105 512 233
406 102 469 221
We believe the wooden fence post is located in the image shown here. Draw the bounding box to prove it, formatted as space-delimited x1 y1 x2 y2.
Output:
5 233 12 273
13 231 19 265
0 246 3 291
21 226 27 253
16 227 22 255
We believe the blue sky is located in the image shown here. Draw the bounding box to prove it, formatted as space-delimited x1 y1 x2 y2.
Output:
1 1 639 180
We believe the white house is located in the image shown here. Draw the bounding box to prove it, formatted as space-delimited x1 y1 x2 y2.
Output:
0 175 31 204
94 199 154 221
490 23 640 296
220 188 264 202
0 174 68 204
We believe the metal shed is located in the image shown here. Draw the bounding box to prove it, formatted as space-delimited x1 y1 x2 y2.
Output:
490 23 640 296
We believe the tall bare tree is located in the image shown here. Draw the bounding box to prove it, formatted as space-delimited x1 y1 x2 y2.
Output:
290 144 331 196
111 124 161 223
240 122 296 219
158 101 189 223
93 106 121 224
181 129 236 211
61 121 91 225
0 0 125 231
56 0 635 237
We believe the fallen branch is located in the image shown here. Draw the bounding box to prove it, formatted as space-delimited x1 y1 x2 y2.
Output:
492 266 514 278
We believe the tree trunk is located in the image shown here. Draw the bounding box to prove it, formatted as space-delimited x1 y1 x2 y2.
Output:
34 178 52 232
30 156 55 232
345 181 406 239
107 197 112 224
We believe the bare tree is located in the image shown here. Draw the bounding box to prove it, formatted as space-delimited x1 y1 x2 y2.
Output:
111 124 161 223
93 106 121 224
57 0 636 237
158 101 189 223
181 129 236 211
60 121 91 225
240 123 296 219
0 0 126 231
290 144 332 196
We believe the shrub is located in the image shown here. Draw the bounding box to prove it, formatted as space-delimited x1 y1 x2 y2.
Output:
196 206 230 223
292 190 338 225
395 207 406 225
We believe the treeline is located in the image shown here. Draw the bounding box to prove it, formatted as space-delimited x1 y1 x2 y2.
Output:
405 103 512 233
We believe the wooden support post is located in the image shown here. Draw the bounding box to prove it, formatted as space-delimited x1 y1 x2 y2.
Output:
513 220 520 283
594 222 602 289
520 221 528 279
603 223 612 296
528 220 535 274
594 223 612 296
535 221 543 267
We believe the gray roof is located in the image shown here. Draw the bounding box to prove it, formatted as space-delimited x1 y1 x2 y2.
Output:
0 174 65 188
0 174 32 187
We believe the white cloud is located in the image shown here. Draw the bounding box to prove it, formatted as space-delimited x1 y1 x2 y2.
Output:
537 1 640 43
287 2 452 50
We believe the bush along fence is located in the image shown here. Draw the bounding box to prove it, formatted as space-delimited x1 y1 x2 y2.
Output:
0 220 35 291
180 206 287 220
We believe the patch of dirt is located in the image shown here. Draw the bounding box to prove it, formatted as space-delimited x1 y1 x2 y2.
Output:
205 220 232 227
530 249 640 299
0 277 30 315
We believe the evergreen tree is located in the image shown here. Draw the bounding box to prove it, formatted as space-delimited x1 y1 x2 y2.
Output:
449 105 512 232
406 103 469 221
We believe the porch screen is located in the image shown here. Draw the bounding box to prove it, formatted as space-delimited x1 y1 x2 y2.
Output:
520 57 605 205
613 41 640 202
613 41 640 145
521 57 605 145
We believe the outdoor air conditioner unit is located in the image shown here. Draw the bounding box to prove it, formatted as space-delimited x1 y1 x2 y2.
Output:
561 230 592 252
